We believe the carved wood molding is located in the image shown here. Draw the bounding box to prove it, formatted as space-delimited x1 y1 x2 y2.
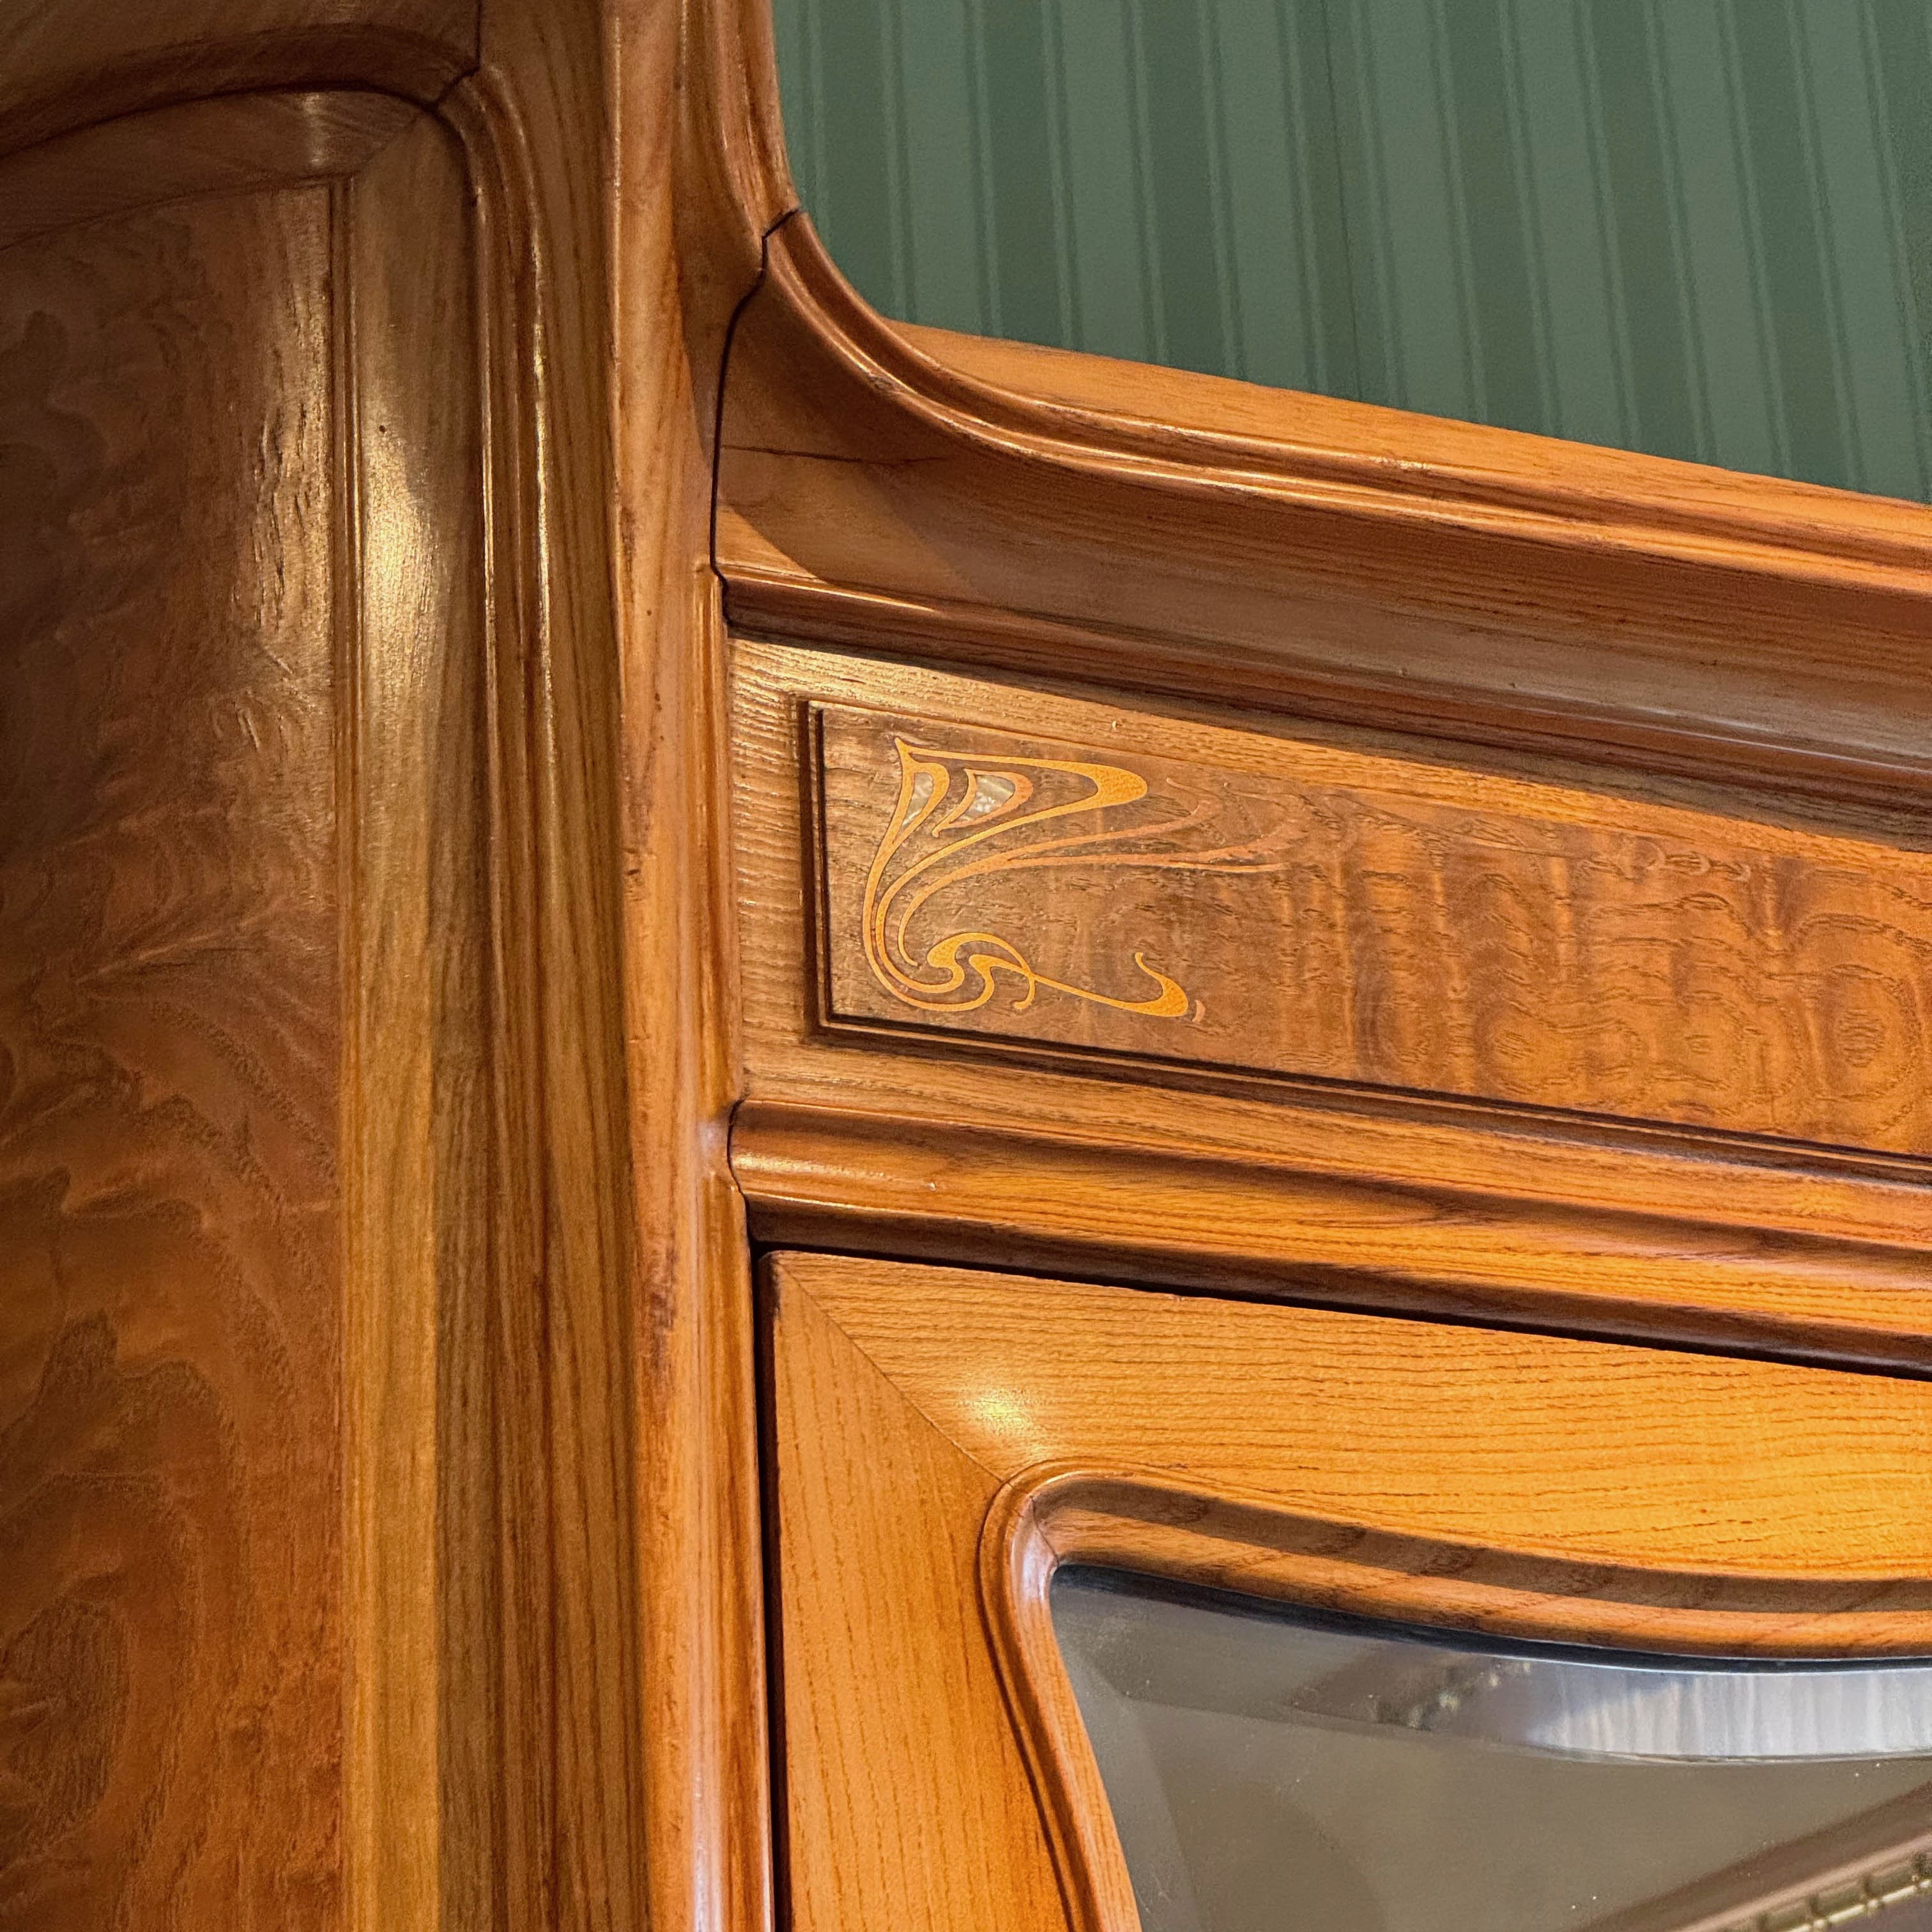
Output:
0 13 661 1924
0 0 480 162
702 0 1932 808
980 1466 1932 1932
760 211 1932 600
811 697 1932 1158
732 1100 1932 1372
770 1253 1932 1932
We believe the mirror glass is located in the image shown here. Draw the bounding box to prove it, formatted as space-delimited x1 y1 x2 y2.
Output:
1053 1566 1932 1931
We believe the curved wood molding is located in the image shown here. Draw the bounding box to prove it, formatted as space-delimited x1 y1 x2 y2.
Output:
0 0 479 160
770 1254 1932 1932
981 1464 1932 1932
732 1101 1932 1373
714 35 1932 806
769 215 1932 597
0 5 684 1923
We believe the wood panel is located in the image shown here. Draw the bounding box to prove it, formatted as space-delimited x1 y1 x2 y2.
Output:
0 0 767 1922
769 1250 1932 1932
0 183 344 1930
769 1271 1062 1932
0 80 514 1931
339 110 494 1932
733 639 1932 1368
813 693 1932 1155
0 91 418 253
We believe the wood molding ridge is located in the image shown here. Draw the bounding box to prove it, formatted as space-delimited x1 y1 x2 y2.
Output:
976 1464 1932 1932
731 1100 1932 1369
0 4 482 164
728 576 1932 813
755 211 1932 599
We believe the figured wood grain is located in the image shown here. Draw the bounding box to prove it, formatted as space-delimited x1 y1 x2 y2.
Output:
339 109 494 1932
985 1473 1932 1932
0 183 344 1931
0 0 764 1925
0 91 418 252
730 1102 1932 1368
608 0 787 1922
795 1257 1932 1588
0 0 477 159
0 48 603 1931
769 1251 1932 1932
815 694 1932 1156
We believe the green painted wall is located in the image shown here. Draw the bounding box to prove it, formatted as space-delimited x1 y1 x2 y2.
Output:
772 0 1932 500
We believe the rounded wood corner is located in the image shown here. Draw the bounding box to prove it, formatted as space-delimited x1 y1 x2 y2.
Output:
0 3 483 164
711 40 1932 802
678 0 801 318
739 165 1932 603
977 1460 1932 1932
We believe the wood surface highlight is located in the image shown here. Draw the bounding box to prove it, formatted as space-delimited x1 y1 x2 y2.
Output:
0 3 664 1920
769 1251 1932 1932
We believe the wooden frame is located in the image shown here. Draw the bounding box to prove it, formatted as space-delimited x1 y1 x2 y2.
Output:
701 0 1932 1400
768 1250 1932 1932
728 640 1932 1376
0 4 737 1927
10 0 1932 1924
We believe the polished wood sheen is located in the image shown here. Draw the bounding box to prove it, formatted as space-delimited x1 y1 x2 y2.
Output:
12 0 1932 1927
718 215 1932 813
0 183 344 1929
816 696 1932 1154
0 0 665 1920
733 641 1932 1370
768 1251 1932 1932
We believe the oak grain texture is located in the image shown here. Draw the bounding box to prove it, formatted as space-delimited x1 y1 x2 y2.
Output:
816 695 1932 1156
732 640 1932 1367
717 217 1932 814
770 1271 1064 1932
0 183 344 1931
0 0 768 1924
0 28 638 1931
608 0 793 1921
769 1251 1932 1932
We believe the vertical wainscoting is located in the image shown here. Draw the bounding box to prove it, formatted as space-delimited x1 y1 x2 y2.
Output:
773 0 1932 500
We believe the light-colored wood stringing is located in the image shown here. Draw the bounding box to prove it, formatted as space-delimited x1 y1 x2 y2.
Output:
815 695 1932 1155
15 0 1932 1924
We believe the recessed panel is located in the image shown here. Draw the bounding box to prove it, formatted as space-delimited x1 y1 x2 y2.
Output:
815 696 1932 1155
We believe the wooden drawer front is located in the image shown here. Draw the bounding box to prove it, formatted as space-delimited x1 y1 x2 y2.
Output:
794 668 1932 1157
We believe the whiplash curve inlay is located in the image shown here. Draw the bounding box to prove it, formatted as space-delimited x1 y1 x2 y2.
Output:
814 698 1932 1156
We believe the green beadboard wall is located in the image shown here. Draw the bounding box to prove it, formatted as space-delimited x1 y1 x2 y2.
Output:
772 0 1932 500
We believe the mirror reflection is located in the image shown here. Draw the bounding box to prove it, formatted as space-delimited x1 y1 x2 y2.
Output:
1053 1567 1932 1932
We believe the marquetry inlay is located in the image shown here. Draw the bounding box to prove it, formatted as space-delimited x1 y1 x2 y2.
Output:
813 697 1932 1155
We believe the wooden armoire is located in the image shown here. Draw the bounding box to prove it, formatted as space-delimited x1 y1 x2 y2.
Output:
3 1 1930 1929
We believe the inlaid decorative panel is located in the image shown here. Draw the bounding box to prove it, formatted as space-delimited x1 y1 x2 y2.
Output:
814 700 1932 1154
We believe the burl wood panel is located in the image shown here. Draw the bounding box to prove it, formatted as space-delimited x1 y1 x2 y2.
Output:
0 187 342 1926
815 694 1932 1156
